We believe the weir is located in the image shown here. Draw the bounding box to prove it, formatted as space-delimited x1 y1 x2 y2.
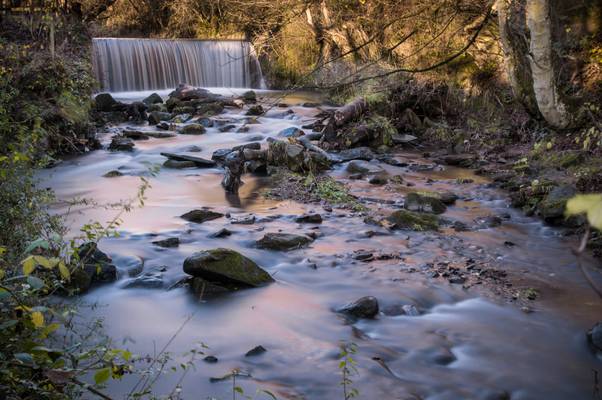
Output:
92 38 264 92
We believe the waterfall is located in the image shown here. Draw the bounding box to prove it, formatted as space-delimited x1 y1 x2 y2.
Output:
92 38 264 92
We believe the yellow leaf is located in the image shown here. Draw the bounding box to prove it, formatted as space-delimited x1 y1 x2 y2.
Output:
565 194 602 230
58 262 70 281
48 257 61 269
22 256 36 275
0 269 5 280
33 256 52 269
31 311 44 328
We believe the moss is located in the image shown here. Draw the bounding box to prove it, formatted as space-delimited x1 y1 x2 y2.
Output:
387 209 439 231
366 114 397 146
311 176 366 211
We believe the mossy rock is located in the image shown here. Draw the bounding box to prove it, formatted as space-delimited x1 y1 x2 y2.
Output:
179 124 206 135
386 209 439 231
183 248 273 287
404 192 447 214
537 184 576 222
256 233 314 251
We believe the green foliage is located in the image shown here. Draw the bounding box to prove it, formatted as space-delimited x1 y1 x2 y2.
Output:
307 175 366 211
338 341 359 400
565 194 602 230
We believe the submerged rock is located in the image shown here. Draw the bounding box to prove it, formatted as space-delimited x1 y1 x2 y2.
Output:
256 233 314 251
209 228 233 238
246 104 264 116
122 272 164 289
278 127 304 138
337 296 379 319
386 210 439 231
183 248 273 287
245 345 267 357
241 90 257 103
295 214 323 224
152 237 180 248
103 170 123 178
404 192 447 214
181 209 224 223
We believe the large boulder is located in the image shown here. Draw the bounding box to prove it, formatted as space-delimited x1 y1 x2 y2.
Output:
148 111 171 125
183 248 273 288
95 93 118 112
404 192 447 214
256 233 314 251
108 137 135 152
181 209 224 223
386 210 439 231
337 296 379 319
170 84 215 101
68 242 117 293
142 92 163 105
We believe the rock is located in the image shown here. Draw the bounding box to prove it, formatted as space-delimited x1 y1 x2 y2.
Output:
387 210 439 231
103 170 123 178
161 152 216 167
439 192 458 205
212 148 233 163
95 93 118 112
183 248 273 287
156 121 172 130
179 124 206 135
181 209 224 223
404 192 447 214
209 228 233 238
232 142 261 151
163 160 196 169
219 124 236 132
142 92 163 105
122 272 164 289
245 345 267 357
448 276 466 284
146 131 176 138
538 185 576 223
437 154 476 167
337 296 379 319
203 355 219 363
391 133 418 144
189 277 231 298
346 160 385 175
170 84 214 101
402 304 420 316
222 150 245 193
278 127 304 138
337 147 375 162
152 237 179 248
231 215 255 225
369 174 388 185
587 322 602 353
122 129 149 140
295 214 323 224
148 111 171 125
195 117 214 127
108 137 135 152
69 242 117 293
302 102 320 107
246 105 264 116
241 90 257 103
256 233 314 251
184 145 203 152
147 103 166 112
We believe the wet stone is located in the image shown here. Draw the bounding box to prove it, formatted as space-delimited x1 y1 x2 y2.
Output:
163 160 196 169
337 296 379 319
295 214 323 224
256 233 314 251
231 215 255 225
103 170 123 178
108 137 135 152
278 127 304 138
209 228 233 238
203 355 219 363
152 237 180 248
122 272 164 289
587 322 602 353
245 345 267 357
181 209 224 223
179 123 206 135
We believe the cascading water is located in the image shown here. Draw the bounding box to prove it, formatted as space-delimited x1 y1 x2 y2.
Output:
92 38 265 92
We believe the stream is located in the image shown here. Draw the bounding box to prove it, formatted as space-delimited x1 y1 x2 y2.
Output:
39 88 602 400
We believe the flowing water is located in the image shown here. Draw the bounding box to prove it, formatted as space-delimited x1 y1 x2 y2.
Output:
92 39 264 92
39 89 602 400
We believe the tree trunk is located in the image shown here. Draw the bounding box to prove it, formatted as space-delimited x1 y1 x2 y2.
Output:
525 0 570 128
497 0 571 129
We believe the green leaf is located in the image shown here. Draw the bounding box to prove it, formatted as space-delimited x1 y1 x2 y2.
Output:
31 311 45 328
259 389 278 400
24 238 50 254
58 261 70 281
565 194 602 230
94 367 111 385
234 386 244 394
22 256 36 275
27 275 45 290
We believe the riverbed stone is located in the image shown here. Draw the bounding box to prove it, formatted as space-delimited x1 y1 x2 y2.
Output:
278 127 304 138
295 213 323 224
108 136 135 151
337 147 375 162
245 345 267 357
179 123 206 135
163 159 196 169
337 296 379 319
181 209 224 223
387 210 439 231
68 242 117 293
152 237 180 248
183 248 273 287
95 93 118 112
256 233 314 251
122 272 164 289
161 152 216 167
346 160 385 175
246 105 264 116
148 111 171 125
241 90 257 103
103 170 123 178
404 192 447 214
538 184 576 223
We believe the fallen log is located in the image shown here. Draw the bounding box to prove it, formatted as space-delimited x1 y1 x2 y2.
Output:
160 152 216 167
323 97 368 142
